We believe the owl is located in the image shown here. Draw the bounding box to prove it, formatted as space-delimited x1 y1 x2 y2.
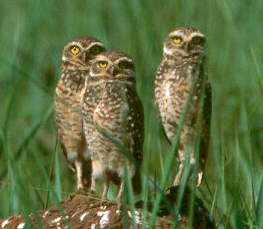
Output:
55 36 106 191
82 51 144 201
154 27 211 186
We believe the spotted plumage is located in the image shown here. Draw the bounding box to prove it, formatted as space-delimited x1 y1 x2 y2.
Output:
55 36 106 190
82 51 144 200
155 27 212 186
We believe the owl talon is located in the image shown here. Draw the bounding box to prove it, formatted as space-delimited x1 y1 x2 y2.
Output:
88 189 96 195
75 187 87 195
196 172 203 187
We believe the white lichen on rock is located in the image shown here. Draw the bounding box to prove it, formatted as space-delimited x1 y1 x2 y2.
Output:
97 210 110 228
71 210 82 219
17 222 25 229
134 211 142 225
80 212 89 222
42 210 50 218
2 219 9 228
50 216 62 224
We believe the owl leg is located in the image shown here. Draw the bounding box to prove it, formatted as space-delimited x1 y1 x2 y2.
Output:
90 177 96 194
190 155 202 186
173 143 185 186
196 133 209 187
102 176 110 199
75 159 85 190
116 180 124 203
174 149 196 186
188 151 203 186
173 163 183 186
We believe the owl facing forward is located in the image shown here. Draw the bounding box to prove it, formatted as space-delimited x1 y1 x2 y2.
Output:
82 51 144 201
55 37 105 191
154 27 212 186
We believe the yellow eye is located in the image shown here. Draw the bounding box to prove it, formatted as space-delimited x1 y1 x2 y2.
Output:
90 46 101 55
172 36 182 44
119 61 134 70
193 36 203 44
119 61 128 69
99 61 107 68
70 46 80 54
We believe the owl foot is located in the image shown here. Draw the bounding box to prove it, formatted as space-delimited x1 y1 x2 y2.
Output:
76 187 87 195
88 189 96 195
64 188 86 201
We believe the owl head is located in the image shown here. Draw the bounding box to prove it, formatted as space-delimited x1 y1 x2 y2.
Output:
163 27 206 59
61 36 106 69
90 51 135 81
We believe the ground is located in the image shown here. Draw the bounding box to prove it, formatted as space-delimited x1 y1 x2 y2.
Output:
0 186 215 229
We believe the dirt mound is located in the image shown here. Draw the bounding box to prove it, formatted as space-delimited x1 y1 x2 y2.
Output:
0 187 215 229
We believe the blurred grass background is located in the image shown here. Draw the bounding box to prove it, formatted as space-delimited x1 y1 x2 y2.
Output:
0 0 263 228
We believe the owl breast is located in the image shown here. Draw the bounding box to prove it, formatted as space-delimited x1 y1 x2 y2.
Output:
84 81 138 177
55 71 87 162
155 61 199 142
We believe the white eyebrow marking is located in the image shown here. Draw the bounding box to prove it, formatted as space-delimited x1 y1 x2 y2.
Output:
169 31 184 37
117 57 133 64
87 42 104 49
190 32 205 38
69 42 79 46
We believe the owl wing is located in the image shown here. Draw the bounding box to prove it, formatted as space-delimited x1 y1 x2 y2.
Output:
125 84 144 164
55 81 79 173
200 79 212 169
125 84 144 194
154 60 175 145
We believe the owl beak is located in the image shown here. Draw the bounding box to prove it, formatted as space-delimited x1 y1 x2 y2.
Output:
81 52 91 64
106 66 115 76
184 42 190 52
112 67 120 76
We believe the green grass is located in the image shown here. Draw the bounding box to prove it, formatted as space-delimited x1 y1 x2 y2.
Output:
1 0 263 228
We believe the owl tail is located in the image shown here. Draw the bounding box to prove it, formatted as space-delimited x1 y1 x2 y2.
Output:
132 164 142 195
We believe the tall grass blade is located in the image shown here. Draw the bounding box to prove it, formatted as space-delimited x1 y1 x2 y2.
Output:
148 56 205 228
256 177 263 227
0 104 54 181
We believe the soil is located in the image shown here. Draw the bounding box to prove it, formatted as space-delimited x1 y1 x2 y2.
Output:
0 186 216 229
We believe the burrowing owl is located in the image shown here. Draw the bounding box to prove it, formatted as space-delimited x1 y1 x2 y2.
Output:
55 36 106 190
82 51 144 200
154 27 211 186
